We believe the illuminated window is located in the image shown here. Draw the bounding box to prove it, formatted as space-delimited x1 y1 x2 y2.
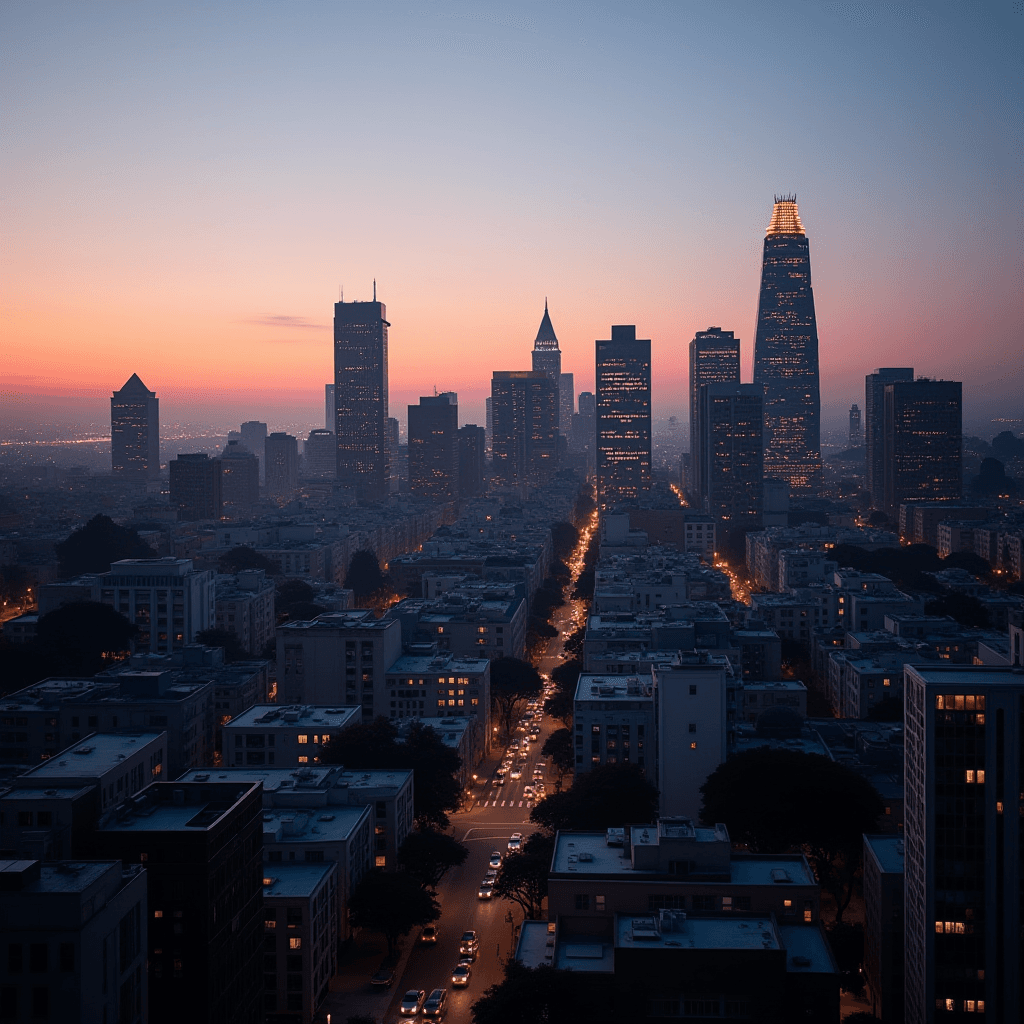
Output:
437 700 445 707
375 855 386 867
471 698 479 706
298 756 308 764
448 700 455 706
690 742 697 750
154 910 163 918
783 900 792 908
321 734 329 743
289 938 301 950
297 735 308 744
803 909 812 923
312 735 319 745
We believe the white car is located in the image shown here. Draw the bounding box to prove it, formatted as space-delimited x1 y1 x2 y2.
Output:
477 880 494 899
507 832 523 851
510 768 522 779
523 785 534 798
489 851 502 869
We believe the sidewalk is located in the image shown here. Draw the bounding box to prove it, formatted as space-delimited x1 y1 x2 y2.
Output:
319 928 417 1024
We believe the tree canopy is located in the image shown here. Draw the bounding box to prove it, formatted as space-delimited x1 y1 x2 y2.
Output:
924 592 991 629
550 521 579 562
541 728 574 790
397 827 469 890
322 717 463 829
471 960 601 1024
545 657 581 727
195 628 248 662
347 869 439 958
492 830 554 921
217 546 280 575
700 747 883 922
344 549 393 604
490 657 544 739
37 602 136 675
55 514 156 577
531 763 659 833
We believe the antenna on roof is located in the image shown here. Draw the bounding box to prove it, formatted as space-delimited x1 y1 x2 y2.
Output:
373 278 377 302
339 284 343 302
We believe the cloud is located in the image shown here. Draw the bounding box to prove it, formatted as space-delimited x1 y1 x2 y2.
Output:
242 315 328 330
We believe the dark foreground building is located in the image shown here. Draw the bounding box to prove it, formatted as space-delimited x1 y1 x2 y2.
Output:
752 196 822 496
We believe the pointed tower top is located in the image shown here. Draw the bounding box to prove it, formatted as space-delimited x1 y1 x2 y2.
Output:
533 301 559 351
373 279 376 301
115 373 154 397
766 195 806 237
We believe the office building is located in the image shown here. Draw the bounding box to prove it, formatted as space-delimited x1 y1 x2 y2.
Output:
882 379 962 516
408 393 459 500
387 416 400 491
169 453 222 521
458 424 486 498
223 704 361 767
0 858 148 1024
219 440 260 512
752 196 823 495
849 404 862 447
265 432 299 497
688 328 741 502
213 569 276 657
484 396 493 455
574 390 597 473
94 780 264 1024
559 371 575 438
531 300 562 430
695 383 764 521
240 421 268 484
490 371 557 486
111 373 160 480
324 383 335 433
865 368 914 507
334 294 389 500
596 326 652 507
903 665 1023 1023
302 429 336 478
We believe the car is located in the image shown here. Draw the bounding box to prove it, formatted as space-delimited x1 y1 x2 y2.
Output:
422 988 448 1019
493 775 505 786
508 832 523 851
533 769 544 778
509 740 520 750
477 880 494 899
489 851 502 869
510 768 522 779
458 955 475 968
523 785 534 797
527 734 537 743
459 930 479 954
452 963 471 987
485 868 498 880
370 966 396 987
400 990 426 1015
419 925 439 944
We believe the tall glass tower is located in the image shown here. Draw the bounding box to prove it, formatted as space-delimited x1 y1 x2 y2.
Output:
111 373 159 479
531 300 562 431
752 195 822 495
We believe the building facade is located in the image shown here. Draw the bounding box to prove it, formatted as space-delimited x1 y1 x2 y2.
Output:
219 440 260 513
240 421 268 485
688 328 740 503
865 368 914 508
302 429 336 479
169 454 222 521
490 371 558 486
695 382 764 521
531 301 562 430
458 424 486 498
409 393 459 500
111 373 160 480
752 196 822 496
265 432 299 498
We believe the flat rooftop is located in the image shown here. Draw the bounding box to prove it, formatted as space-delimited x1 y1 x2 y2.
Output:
278 614 394 632
98 781 260 833
262 861 336 899
575 674 653 702
2 786 94 803
0 860 119 894
616 913 780 951
907 666 1020 686
20 732 165 780
386 654 490 674
778 925 838 974
262 806 369 843
225 705 361 730
864 834 906 875
515 919 555 969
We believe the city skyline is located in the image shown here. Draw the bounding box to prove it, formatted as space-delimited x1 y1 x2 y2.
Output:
2 2 1021 433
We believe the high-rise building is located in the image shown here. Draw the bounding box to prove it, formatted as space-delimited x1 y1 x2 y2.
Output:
573 391 597 474
849 403 862 447
408 393 459 500
240 421 268 485
484 397 493 455
387 416 400 491
752 196 822 495
111 373 159 479
265 432 299 497
865 368 914 507
219 440 260 512
903 664 1023 1023
302 428 336 478
170 453 222 521
695 383 764 521
688 327 741 502
882 379 962 516
458 424 486 498
531 300 562 431
559 372 574 438
596 326 651 507
325 383 335 432
490 371 557 486
334 293 389 500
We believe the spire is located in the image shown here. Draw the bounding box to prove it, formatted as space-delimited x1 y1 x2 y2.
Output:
373 278 376 301
766 195 806 237
533 301 559 350
116 373 154 396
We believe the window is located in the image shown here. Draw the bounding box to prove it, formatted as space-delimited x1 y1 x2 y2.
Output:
297 735 308 744
689 685 697 695
595 896 605 910
59 943 74 972
688 723 696 733
691 895 716 911
690 742 697 750
289 938 301 950
574 894 590 911
8 945 22 974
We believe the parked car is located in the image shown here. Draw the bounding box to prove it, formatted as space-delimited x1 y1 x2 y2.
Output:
370 966 395 987
419 925 439 944
452 963 471 987
508 832 523 851
422 988 448 1019
400 989 426 1015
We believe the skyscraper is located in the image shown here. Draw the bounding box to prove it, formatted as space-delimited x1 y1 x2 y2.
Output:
865 368 914 507
219 440 260 512
303 428 337 478
574 391 597 475
882 378 962 516
325 383 335 432
169 453 222 521
849 404 862 447
334 293 389 500
695 383 764 521
531 300 562 431
240 421 268 485
408 393 459 500
265 431 299 498
752 196 822 495
596 326 651 507
559 372 574 439
688 327 741 502
490 371 557 486
903 664 1023 1023
111 373 159 479
458 424 486 498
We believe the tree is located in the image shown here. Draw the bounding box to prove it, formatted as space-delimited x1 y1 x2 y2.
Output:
827 921 866 996
347 869 438 958
217 546 279 575
543 688 573 728
541 728 574 791
195 627 247 662
36 602 136 675
492 831 554 920
550 521 579 562
924 591 991 629
490 657 543 739
531 764 659 833
55 514 156 577
472 960 600 1024
700 748 884 923
275 578 326 624
398 828 469 890
344 549 393 604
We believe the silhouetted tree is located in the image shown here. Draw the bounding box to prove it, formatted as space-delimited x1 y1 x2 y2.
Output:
492 831 553 921
347 869 438 958
36 602 136 676
924 591 991 629
471 957 601 1024
344 549 392 602
398 828 469 890
195 628 247 662
531 763 659 833
55 514 155 577
866 697 904 722
217 546 280 575
550 522 579 561
541 728 574 790
490 658 543 739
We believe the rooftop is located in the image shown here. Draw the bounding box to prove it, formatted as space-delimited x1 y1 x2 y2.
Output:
906 665 1022 687
864 834 906 875
20 732 165 780
777 925 838 974
515 920 555 969
0 859 122 895
616 911 780 951
98 781 260 833
225 704 361 730
575 673 653 701
278 612 395 633
262 806 369 844
262 861 336 899
385 653 490 674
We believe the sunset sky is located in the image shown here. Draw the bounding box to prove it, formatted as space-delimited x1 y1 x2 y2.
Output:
2 1 1021 433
